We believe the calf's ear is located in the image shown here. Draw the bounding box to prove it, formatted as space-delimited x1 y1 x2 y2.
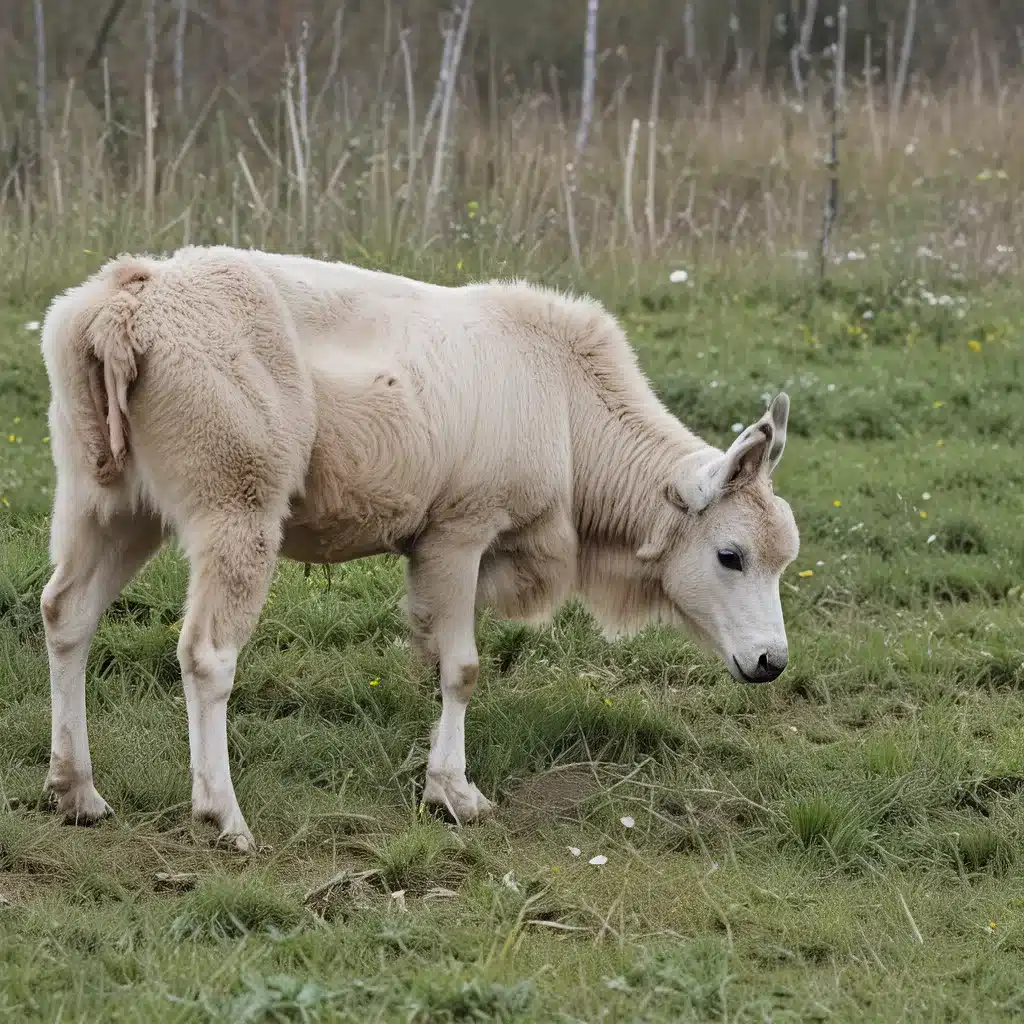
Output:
763 392 789 474
667 392 791 513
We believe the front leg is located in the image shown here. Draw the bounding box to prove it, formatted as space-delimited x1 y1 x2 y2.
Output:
405 532 493 825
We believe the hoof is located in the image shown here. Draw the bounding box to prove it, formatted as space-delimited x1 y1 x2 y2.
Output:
193 799 255 854
44 778 113 826
423 772 494 825
215 828 256 854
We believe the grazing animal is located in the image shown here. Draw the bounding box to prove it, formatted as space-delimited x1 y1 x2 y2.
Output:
38 245 800 851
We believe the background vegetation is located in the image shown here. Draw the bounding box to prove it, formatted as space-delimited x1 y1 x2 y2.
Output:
1 1 1023 1020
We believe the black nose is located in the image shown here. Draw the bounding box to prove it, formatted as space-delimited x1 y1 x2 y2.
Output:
755 652 786 682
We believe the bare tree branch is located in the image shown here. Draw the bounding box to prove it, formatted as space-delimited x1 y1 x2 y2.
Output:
890 0 918 135
820 1 847 282
84 0 128 74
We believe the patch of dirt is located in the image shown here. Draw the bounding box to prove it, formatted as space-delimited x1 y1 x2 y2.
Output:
500 766 606 833
0 872 52 906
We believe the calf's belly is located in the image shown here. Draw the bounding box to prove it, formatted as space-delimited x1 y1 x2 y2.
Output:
278 518 399 565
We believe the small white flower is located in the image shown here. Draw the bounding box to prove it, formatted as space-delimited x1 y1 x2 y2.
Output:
620 816 635 828
816 560 825 567
669 269 689 284
921 492 931 501
501 870 520 892
730 422 744 433
826 383 837 392
24 321 40 331
862 310 874 320
904 142 916 156
568 846 581 857
789 725 798 732
589 854 608 866
846 249 866 261
927 534 937 544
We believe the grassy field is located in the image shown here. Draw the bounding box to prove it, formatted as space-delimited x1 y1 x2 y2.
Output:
2 261 1024 1022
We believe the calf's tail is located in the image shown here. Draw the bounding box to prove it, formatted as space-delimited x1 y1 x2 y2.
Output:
54 258 157 484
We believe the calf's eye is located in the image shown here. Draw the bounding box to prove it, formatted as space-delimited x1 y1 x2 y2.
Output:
717 549 743 572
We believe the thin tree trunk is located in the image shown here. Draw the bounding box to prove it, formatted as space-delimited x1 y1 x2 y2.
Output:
574 0 599 159
174 0 188 118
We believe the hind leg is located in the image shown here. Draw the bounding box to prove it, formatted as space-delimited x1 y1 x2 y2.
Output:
41 507 163 823
176 512 280 852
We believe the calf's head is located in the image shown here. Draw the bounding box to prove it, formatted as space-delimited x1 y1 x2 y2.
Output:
640 394 800 683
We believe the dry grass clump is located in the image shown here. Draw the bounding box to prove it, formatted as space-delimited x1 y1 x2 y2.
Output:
3 36 1023 300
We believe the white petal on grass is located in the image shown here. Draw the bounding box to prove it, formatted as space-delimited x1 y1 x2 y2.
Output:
568 847 581 857
24 321 40 331
620 816 635 828
927 534 937 544
588 854 608 866
604 976 631 992
669 269 689 284
730 422 744 433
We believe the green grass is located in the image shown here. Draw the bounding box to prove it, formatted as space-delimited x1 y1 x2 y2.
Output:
2 265 1024 1022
